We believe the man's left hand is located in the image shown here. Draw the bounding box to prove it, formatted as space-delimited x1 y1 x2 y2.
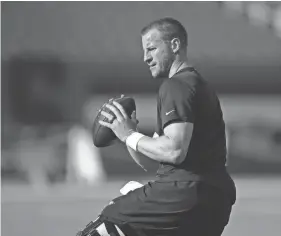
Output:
99 101 138 142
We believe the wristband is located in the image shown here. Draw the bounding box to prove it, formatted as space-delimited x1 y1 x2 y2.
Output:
125 132 145 151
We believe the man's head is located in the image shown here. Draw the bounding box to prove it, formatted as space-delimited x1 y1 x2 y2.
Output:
141 18 188 78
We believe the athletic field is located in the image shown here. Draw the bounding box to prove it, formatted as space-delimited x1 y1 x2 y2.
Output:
2 175 281 236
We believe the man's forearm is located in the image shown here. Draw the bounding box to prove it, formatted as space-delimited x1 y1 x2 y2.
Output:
125 123 192 166
131 135 182 165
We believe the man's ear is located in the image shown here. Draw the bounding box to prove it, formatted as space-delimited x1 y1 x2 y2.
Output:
171 38 181 54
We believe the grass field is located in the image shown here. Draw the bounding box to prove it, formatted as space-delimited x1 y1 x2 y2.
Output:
2 175 281 236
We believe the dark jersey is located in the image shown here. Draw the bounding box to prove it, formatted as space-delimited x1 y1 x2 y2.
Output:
156 67 235 198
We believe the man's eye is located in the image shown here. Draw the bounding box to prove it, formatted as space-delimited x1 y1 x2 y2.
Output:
148 48 156 51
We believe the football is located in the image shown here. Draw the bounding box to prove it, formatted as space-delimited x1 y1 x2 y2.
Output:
92 96 136 147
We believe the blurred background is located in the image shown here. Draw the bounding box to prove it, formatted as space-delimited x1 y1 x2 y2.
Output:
1 2 281 236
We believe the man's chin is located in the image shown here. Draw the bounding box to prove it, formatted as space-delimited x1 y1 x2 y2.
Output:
151 70 163 79
151 73 158 79
151 72 166 79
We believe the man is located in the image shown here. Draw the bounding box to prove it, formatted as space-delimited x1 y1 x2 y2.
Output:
79 18 236 236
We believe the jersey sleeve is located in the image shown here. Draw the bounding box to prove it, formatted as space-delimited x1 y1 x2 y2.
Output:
159 80 195 130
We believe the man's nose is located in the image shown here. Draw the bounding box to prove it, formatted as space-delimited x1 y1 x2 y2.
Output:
144 52 152 64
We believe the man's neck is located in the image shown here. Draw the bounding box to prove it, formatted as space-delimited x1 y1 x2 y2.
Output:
168 59 189 78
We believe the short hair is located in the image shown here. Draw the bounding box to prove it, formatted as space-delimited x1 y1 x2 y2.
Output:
141 17 188 49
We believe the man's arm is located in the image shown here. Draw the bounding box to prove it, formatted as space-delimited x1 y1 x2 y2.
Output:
126 132 160 172
99 101 193 167
134 122 193 165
